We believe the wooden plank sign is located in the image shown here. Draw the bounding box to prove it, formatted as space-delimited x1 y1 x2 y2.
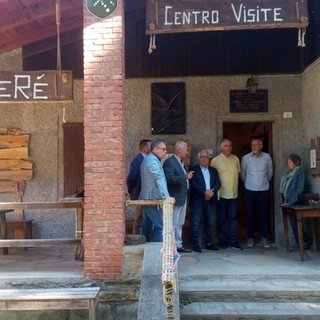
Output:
0 147 28 160
0 70 73 102
146 0 309 34
0 134 29 148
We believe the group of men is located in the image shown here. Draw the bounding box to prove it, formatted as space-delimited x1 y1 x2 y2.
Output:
126 137 273 253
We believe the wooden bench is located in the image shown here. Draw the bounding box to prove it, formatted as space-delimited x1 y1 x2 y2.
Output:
0 200 84 260
0 287 100 320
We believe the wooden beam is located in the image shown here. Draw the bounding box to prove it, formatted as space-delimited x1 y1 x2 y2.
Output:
0 238 81 247
0 0 82 32
22 29 83 58
0 201 83 210
0 20 83 54
0 5 83 54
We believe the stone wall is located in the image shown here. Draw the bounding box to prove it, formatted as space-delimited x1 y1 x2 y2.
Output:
302 58 320 193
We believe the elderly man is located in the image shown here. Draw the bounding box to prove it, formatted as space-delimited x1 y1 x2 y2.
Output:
241 138 273 248
163 141 193 253
211 138 242 250
189 150 221 252
140 139 173 242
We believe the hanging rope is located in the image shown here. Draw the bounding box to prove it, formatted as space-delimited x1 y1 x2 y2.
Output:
56 0 62 74
148 34 157 54
297 27 306 47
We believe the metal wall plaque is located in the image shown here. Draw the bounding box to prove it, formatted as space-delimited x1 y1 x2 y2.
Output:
230 90 268 113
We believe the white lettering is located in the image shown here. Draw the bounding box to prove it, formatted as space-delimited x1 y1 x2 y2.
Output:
182 12 191 25
231 3 242 22
174 11 181 25
0 80 11 98
211 11 219 24
274 8 283 21
164 6 219 26
14 75 30 99
164 6 173 25
33 82 48 99
231 4 283 23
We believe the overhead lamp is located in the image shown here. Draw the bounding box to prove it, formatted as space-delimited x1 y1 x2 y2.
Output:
246 75 258 94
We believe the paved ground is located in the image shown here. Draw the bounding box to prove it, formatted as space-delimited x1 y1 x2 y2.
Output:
0 246 84 279
178 244 320 279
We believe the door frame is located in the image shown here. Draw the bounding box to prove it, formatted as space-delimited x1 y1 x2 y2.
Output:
216 113 284 246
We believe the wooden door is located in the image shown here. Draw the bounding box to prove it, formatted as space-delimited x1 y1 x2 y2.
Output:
63 123 84 197
223 122 274 242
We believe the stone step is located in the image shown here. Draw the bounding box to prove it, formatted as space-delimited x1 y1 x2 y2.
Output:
180 301 320 320
179 279 320 302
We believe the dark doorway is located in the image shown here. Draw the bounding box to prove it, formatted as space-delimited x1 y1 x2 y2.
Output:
63 123 84 197
223 122 274 243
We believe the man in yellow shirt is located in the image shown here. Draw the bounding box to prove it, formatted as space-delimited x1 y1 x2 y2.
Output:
211 138 242 250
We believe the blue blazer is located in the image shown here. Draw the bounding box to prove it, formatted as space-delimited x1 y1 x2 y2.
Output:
126 153 144 200
139 152 169 200
163 155 188 206
189 164 221 206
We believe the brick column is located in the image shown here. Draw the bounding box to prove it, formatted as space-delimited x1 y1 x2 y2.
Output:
83 1 125 279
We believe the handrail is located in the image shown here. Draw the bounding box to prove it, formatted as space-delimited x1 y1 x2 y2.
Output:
126 198 177 319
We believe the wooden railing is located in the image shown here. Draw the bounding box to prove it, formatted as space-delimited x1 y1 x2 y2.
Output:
126 198 176 319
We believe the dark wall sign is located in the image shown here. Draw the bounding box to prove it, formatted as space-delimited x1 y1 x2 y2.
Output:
0 70 73 103
146 0 308 34
151 82 185 134
230 90 268 113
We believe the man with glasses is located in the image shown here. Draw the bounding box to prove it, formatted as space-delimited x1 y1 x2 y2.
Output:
189 150 221 252
140 139 173 242
241 138 273 248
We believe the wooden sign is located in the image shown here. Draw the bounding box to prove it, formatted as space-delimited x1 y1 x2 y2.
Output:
0 70 73 102
230 90 268 113
146 0 308 34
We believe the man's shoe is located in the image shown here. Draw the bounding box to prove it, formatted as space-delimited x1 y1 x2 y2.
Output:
205 243 219 251
230 242 243 251
247 238 254 247
261 238 271 248
177 247 192 253
219 241 229 249
192 245 202 252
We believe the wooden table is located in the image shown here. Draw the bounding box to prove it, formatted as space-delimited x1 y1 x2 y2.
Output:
281 204 320 261
0 200 83 260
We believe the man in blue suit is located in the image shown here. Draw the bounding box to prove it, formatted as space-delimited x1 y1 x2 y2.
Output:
126 139 151 234
189 150 221 252
163 141 193 253
140 139 173 242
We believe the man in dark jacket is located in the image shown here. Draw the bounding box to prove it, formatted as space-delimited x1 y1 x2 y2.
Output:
163 141 193 253
126 139 151 234
189 150 221 252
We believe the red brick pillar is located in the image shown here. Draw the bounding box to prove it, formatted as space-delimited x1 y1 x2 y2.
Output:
83 1 125 279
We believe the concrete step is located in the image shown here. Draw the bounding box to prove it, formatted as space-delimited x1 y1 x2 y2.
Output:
179 279 320 302
180 301 320 319
179 278 320 319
